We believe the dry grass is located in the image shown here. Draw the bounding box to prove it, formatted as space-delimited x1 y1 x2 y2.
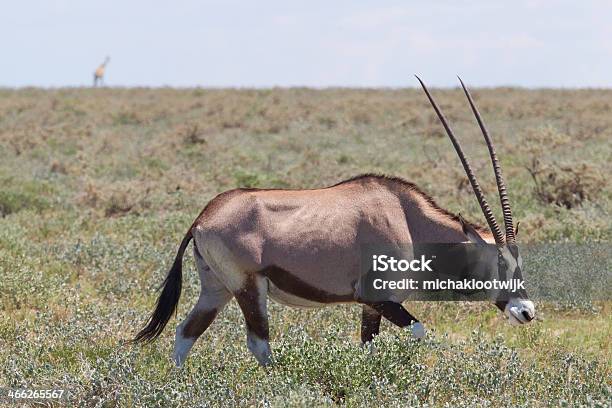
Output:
0 87 610 406
526 159 606 209
1 87 609 240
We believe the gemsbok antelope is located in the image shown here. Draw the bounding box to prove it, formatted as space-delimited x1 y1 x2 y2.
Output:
134 77 536 366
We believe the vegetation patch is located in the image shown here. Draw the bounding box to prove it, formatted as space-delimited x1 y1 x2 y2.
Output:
0 87 609 406
0 178 51 217
527 159 606 209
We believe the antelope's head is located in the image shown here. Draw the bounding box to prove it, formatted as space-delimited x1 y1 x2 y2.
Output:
495 243 534 325
417 76 535 325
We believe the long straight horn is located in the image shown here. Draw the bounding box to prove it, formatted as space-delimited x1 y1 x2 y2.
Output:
415 75 505 245
457 77 515 244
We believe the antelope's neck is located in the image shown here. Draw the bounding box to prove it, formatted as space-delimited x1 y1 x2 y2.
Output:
398 189 493 244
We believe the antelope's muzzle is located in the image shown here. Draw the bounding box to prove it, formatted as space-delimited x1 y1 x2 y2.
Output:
504 298 536 325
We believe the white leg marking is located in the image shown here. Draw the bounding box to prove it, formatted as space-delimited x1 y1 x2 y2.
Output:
174 323 196 367
411 322 426 339
247 332 272 366
367 342 377 355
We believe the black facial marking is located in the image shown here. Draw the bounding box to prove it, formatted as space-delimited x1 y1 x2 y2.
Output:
497 251 507 281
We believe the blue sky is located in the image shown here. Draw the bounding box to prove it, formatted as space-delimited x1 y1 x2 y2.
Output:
2 0 611 88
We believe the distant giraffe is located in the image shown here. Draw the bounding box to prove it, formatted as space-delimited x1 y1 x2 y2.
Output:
93 56 110 87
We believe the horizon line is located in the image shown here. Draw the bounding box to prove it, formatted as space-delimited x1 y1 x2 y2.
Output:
3 84 612 91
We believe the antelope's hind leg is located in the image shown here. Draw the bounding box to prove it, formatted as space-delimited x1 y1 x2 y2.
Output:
174 248 233 367
234 275 272 366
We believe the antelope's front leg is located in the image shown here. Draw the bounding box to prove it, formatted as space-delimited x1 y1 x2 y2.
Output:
361 305 382 343
234 275 272 366
367 301 425 339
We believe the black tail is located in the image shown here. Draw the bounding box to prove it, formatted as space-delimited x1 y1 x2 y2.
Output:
133 230 193 343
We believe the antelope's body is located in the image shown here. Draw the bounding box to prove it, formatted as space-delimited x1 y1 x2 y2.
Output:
135 78 536 366
198 175 479 304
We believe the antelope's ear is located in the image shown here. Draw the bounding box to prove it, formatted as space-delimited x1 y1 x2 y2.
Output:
459 214 487 244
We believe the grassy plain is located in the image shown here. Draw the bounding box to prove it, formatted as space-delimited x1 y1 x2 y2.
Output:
0 87 610 406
